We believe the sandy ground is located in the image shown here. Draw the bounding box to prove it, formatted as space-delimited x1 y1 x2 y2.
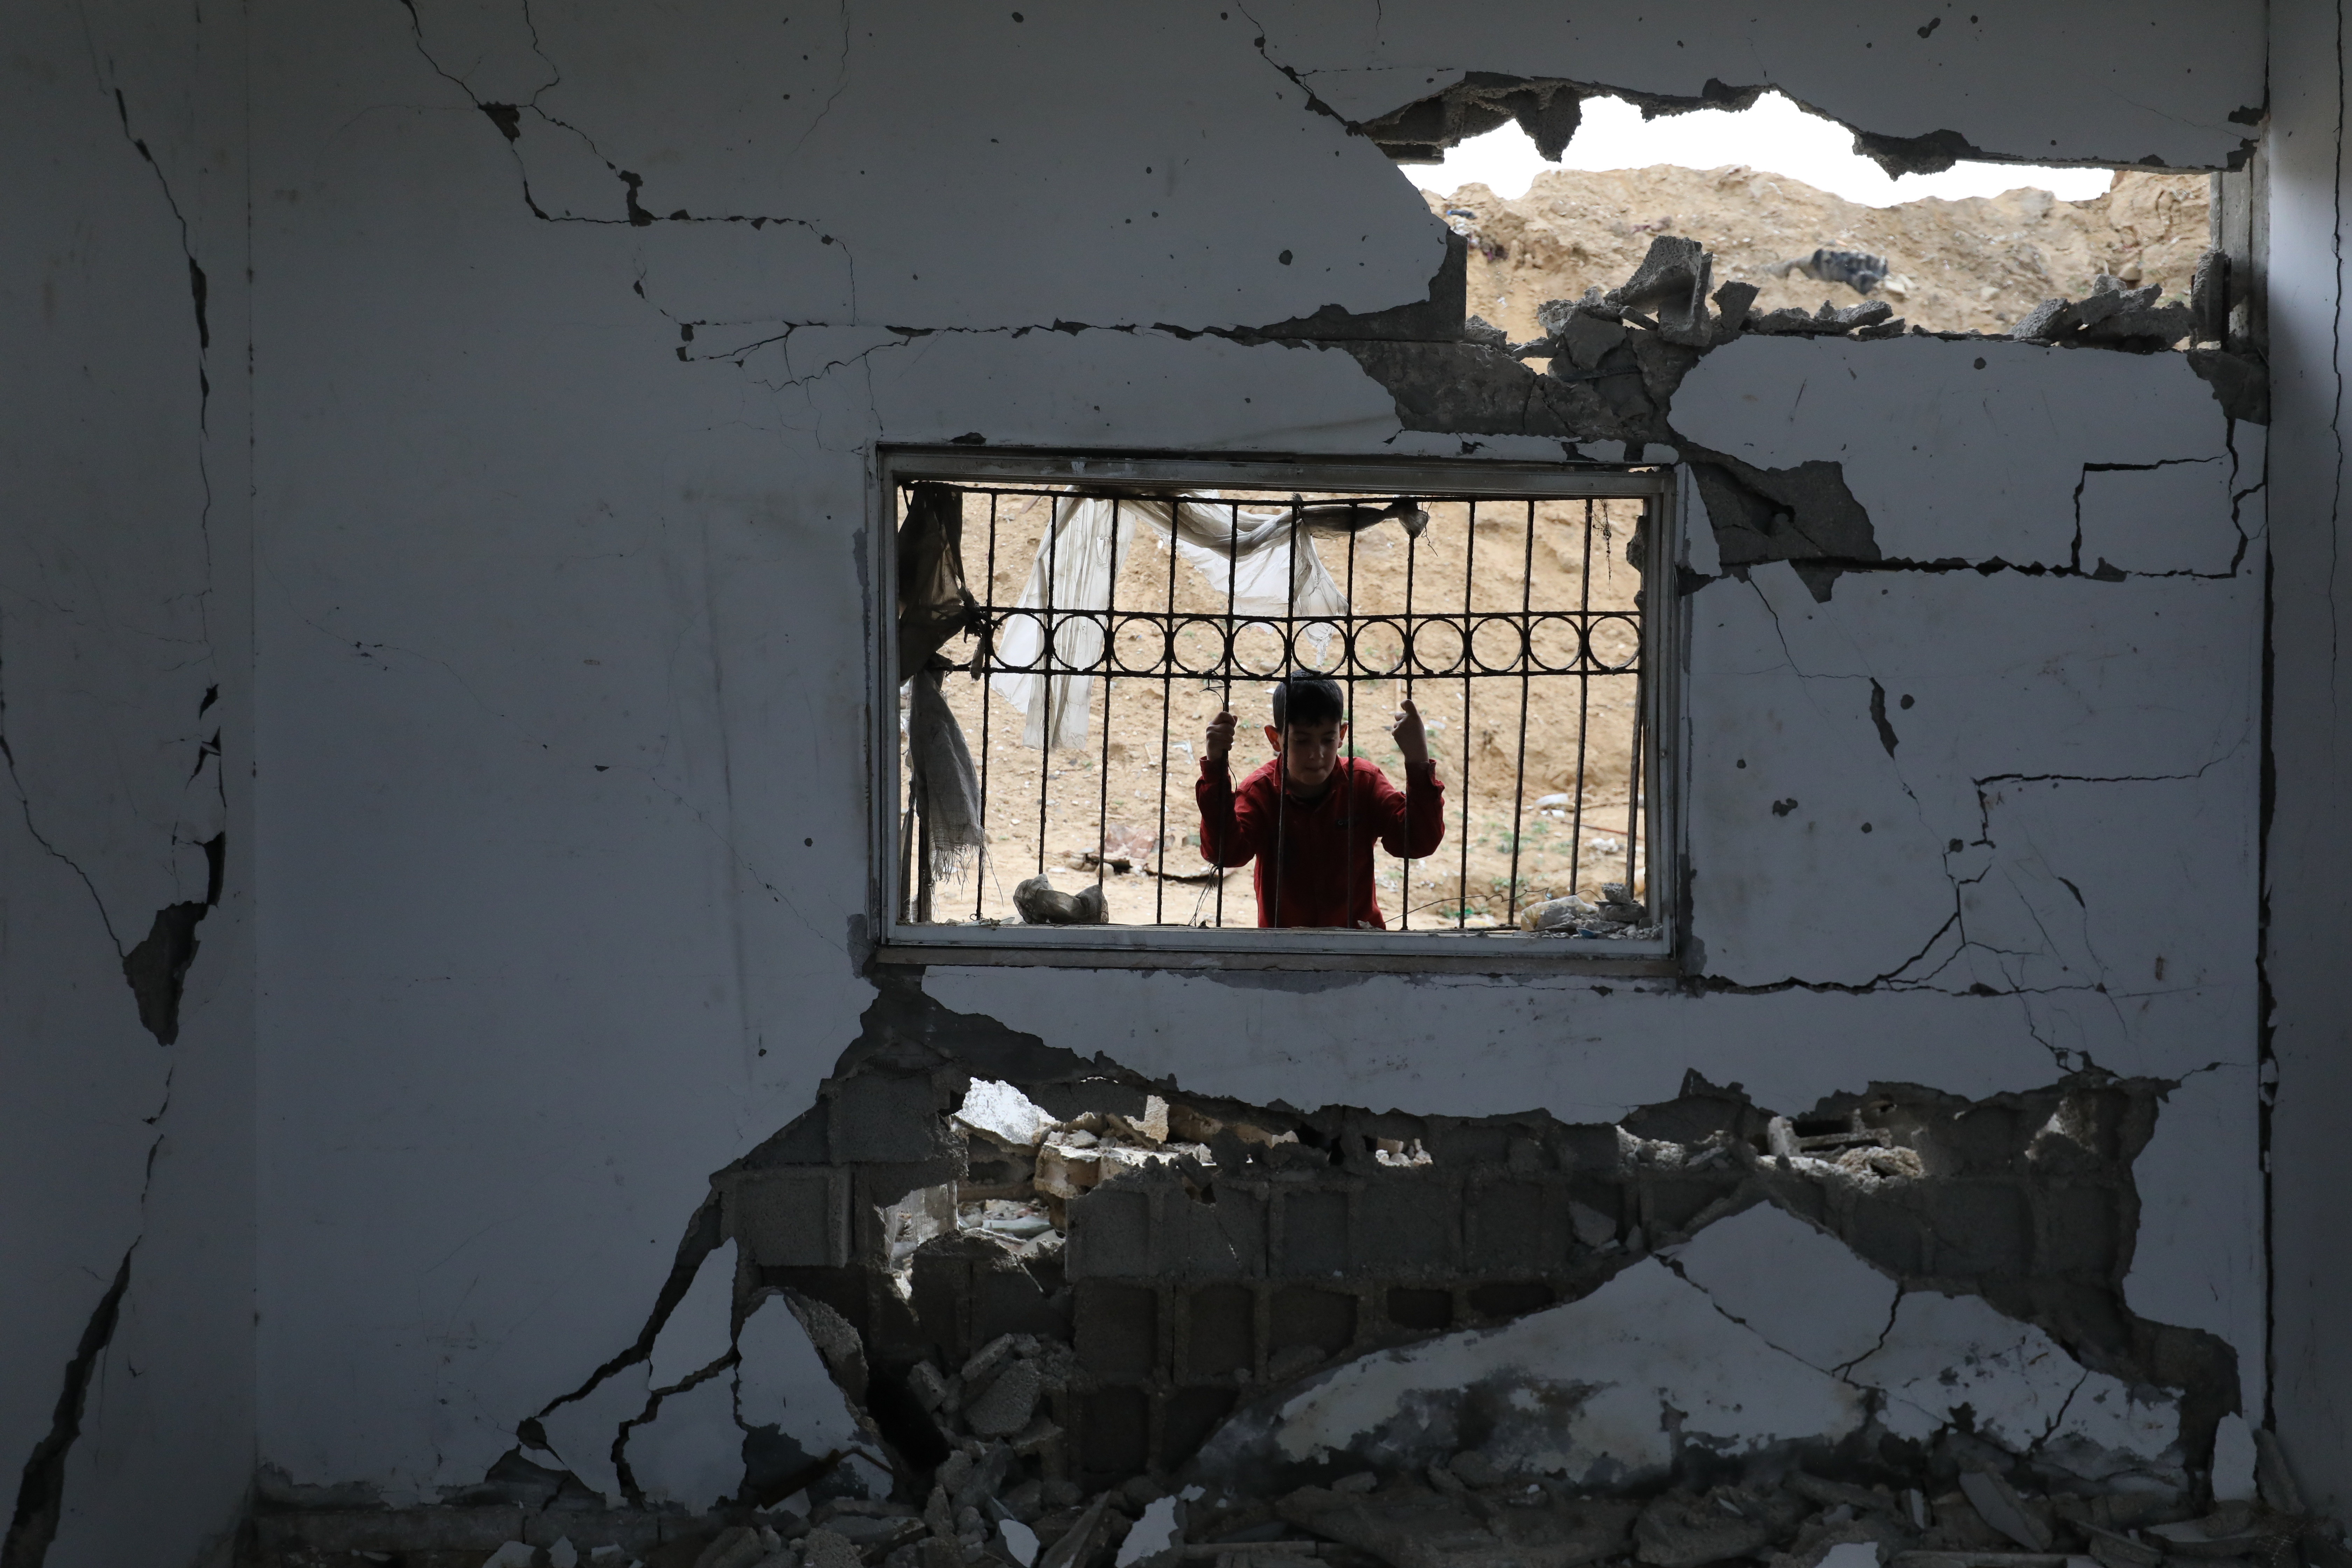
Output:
1430 165 2210 343
904 488 1647 931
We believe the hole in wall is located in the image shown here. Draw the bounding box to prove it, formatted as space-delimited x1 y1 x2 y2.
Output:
1395 88 2205 343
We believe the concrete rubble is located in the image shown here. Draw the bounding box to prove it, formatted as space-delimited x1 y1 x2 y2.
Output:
248 1045 2298 1568
268 1423 2352 1568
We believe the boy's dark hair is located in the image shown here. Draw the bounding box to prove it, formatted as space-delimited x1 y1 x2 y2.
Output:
1271 672 1344 730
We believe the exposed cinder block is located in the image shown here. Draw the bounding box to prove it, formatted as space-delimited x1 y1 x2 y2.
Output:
1269 1285 1357 1357
1385 1286 1453 1333
1924 1182 2033 1277
972 1258 1070 1345
1468 1179 1567 1271
1847 1198 1929 1277
1645 1174 1738 1237
1075 1281 1159 1383
1554 1125 1625 1172
725 1169 849 1268
1279 1188 1351 1276
1467 1280 1554 1320
746 1106 831 1167
1352 1174 1459 1274
2037 1184 2123 1272
1931 1104 2025 1173
1078 1387 1151 1481
1160 1387 1239 1469
1181 1284 1255 1378
1165 1181 1265 1279
910 1253 975 1364
827 1073 943 1164
1423 1120 1514 1164
1069 1186 1154 1278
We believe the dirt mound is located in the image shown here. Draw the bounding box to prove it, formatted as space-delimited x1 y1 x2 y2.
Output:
1428 164 2210 342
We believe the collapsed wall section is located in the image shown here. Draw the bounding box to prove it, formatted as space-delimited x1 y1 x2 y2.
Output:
506 979 2239 1522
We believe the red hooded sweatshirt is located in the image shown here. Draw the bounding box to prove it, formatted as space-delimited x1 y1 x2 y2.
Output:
1196 755 1446 928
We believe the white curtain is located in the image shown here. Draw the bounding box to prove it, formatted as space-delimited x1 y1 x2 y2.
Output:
990 494 1354 752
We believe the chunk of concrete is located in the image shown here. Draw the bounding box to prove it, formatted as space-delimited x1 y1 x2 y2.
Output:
1958 1471 2050 1552
957 1080 1058 1149
965 1361 1044 1437
803 1530 863 1568
1277 1484 1520 1568
2210 1414 2257 1503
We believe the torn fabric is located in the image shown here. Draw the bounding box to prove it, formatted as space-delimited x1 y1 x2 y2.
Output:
897 482 987 882
907 668 985 881
990 494 1421 751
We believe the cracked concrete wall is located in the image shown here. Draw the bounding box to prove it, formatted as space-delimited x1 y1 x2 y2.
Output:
2 0 256 1561
224 0 2287 1518
2258 0 2352 1525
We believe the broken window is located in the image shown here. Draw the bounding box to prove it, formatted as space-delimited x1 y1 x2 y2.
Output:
879 454 1674 958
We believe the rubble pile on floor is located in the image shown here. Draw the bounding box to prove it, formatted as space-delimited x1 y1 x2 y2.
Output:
651 1426 2331 1568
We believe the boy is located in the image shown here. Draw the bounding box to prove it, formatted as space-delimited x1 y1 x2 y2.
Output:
1196 673 1446 928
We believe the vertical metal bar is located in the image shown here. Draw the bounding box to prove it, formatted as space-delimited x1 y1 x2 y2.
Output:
1215 498 1238 930
1037 494 1059 878
1269 499 1299 927
916 803 934 922
898 800 918 923
1344 500 1360 928
1626 497 1646 907
1155 495 1177 926
976 490 999 920
1457 498 1475 930
1399 513 1417 931
1096 499 1121 897
1569 498 1594 897
1506 497 1535 926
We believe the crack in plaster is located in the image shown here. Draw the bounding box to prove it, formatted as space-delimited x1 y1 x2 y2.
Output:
1707 567 2251 1004
0 1249 134 1568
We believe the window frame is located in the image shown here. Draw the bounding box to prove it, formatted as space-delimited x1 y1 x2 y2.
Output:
866 446 1684 974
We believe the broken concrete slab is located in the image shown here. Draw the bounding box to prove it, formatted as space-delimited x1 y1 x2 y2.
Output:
1846 1291 2178 1482
1661 1205 1899 1372
1195 1258 1866 1491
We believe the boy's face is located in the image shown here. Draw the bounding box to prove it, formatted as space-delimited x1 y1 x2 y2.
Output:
1266 718 1348 792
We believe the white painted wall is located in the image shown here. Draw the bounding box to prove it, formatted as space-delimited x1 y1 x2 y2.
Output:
2259 0 2352 1523
9 0 2318 1536
2 0 256 1560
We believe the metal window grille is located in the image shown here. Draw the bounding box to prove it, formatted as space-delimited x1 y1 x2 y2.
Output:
879 455 1671 957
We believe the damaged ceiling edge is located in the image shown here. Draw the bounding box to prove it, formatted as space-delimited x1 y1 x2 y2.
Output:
1335 69 2261 176
490 974 2242 1517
